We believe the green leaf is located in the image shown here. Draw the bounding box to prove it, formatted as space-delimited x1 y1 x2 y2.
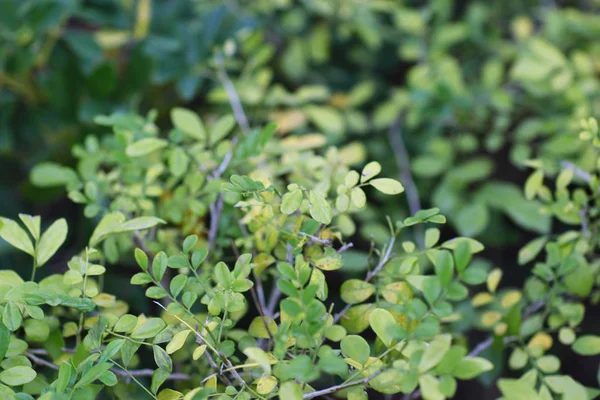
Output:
191 249 208 269
126 138 169 157
153 345 173 372
0 321 9 361
419 375 444 400
455 203 489 237
572 335 600 356
214 262 232 287
453 241 473 275
324 325 346 342
308 190 332 224
313 248 342 271
419 334 452 373
279 381 303 400
0 366 36 386
434 251 454 287
452 357 493 379
304 105 344 136
100 370 118 386
183 235 198 254
56 362 72 393
146 286 169 299
360 161 381 183
152 367 170 394
135 248 149 271
166 330 191 355
281 189 303 214
171 108 206 141
249 317 278 339
131 318 167 339
18 214 40 241
243 347 271 375
340 335 370 365
114 217 165 233
89 212 126 246
0 218 34 256
439 375 457 397
518 237 547 265
169 147 190 177
342 304 374 334
24 319 50 342
497 378 541 400
114 315 138 333
3 302 22 331
36 218 68 267
170 275 188 297
349 188 365 209
340 279 374 304
168 255 190 269
369 178 404 195
74 362 112 388
423 276 442 305
100 339 125 362
153 252 168 281
524 170 544 200
369 308 396 347
30 163 78 188
210 114 236 144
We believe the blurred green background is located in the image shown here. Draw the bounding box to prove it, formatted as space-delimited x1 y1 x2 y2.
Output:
1 0 600 397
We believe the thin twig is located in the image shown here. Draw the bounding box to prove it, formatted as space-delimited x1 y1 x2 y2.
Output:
365 236 396 282
114 368 189 380
333 236 396 324
215 55 249 133
302 369 384 399
298 232 332 245
26 352 59 370
337 242 354 254
388 117 424 248
208 195 224 253
561 161 593 186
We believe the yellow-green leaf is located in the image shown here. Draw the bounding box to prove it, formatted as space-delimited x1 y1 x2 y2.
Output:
0 218 34 256
369 178 404 195
243 347 271 375
171 108 206 141
360 161 381 183
308 190 332 224
36 218 68 267
126 138 168 157
340 279 374 304
166 330 191 354
369 308 396 347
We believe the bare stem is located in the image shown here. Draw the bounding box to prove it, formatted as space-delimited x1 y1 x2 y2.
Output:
333 235 396 324
388 117 423 249
302 369 384 399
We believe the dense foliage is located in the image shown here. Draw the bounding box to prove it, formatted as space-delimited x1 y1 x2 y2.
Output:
1 0 600 399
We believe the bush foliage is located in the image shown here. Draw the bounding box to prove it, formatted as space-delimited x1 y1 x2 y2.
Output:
1 1 600 399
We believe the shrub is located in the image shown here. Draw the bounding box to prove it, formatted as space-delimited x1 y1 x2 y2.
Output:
0 110 599 400
1 1 600 399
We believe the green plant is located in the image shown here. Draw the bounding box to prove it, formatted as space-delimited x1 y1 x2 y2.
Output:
2 1 600 399
1 107 599 399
